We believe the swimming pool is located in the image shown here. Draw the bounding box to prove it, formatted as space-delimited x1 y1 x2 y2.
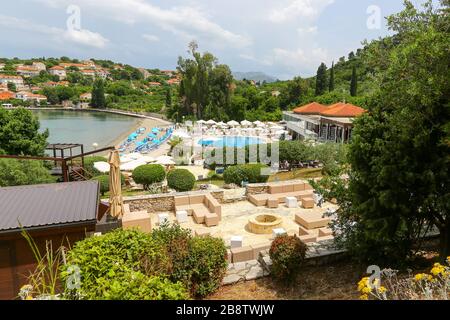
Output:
198 136 264 148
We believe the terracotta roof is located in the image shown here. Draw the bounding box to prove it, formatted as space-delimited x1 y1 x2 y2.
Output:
50 66 65 70
293 102 328 115
0 91 14 100
0 74 23 80
320 103 366 117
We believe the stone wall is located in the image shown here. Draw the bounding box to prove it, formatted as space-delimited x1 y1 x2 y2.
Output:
245 179 314 196
223 239 347 285
123 190 225 213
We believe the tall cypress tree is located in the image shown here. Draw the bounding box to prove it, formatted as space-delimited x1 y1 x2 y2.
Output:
350 66 358 97
329 61 335 92
315 62 328 96
165 87 172 110
91 79 106 109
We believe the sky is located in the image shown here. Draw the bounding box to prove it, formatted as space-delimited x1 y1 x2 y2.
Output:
0 0 432 79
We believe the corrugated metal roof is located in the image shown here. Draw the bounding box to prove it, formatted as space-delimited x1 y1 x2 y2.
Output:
0 181 100 232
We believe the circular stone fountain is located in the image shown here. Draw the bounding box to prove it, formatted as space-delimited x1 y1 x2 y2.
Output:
248 214 283 234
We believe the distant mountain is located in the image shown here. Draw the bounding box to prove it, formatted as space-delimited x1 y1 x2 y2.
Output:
233 71 277 83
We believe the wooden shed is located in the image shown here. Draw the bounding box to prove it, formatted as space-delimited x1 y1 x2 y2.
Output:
0 181 106 299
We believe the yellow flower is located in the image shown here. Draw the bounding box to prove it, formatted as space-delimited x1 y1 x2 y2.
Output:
25 295 33 300
362 287 372 294
357 277 369 291
414 273 426 281
378 286 387 294
431 264 445 276
359 294 369 300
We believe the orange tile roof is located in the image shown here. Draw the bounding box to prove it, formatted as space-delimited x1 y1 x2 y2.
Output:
320 103 366 117
50 66 65 70
293 102 328 115
0 91 14 100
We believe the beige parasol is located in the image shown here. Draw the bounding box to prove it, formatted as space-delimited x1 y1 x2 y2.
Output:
108 149 124 218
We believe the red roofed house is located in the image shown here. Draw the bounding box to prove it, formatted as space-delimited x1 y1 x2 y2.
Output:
0 91 14 100
49 66 67 79
283 102 366 143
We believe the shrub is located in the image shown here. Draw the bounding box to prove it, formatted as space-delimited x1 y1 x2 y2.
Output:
83 156 108 176
150 224 227 297
223 163 269 186
151 223 192 285
167 169 196 192
269 235 307 283
60 229 173 300
92 175 109 196
92 174 126 196
0 159 55 187
132 164 166 190
187 236 228 297
95 272 189 300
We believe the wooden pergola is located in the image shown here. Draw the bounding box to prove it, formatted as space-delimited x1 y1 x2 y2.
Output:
0 144 115 182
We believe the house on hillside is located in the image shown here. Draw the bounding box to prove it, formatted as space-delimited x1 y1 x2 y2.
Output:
0 75 24 88
283 102 366 143
0 91 14 100
16 66 40 77
167 78 180 85
15 91 47 104
32 62 46 72
0 181 107 299
49 66 66 79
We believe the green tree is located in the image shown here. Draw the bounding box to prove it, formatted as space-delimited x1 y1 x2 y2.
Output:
0 159 55 187
317 0 450 264
0 107 49 156
165 87 172 110
350 66 358 97
91 79 106 109
279 76 308 110
329 61 335 92
315 63 328 96
7 82 16 92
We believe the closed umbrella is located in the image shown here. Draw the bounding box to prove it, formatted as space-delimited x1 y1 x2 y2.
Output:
108 150 124 218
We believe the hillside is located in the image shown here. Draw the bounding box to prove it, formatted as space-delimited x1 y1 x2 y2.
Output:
0 57 180 114
233 71 277 83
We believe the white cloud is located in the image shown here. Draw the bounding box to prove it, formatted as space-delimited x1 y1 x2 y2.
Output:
142 34 160 42
272 47 329 69
63 29 109 48
297 26 318 35
269 0 334 23
0 14 108 49
35 0 251 48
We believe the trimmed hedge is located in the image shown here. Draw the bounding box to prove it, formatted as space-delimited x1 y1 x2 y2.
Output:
223 163 269 186
269 235 307 283
167 169 196 192
132 164 166 190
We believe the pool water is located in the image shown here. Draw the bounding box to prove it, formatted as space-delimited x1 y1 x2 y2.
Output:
199 136 263 148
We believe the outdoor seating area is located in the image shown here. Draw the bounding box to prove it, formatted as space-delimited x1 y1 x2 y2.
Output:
248 181 314 208
174 193 222 226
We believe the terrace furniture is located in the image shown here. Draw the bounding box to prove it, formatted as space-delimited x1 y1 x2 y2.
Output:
272 228 287 239
302 197 315 209
285 196 298 208
298 225 317 243
176 210 188 223
231 246 253 263
205 213 220 227
319 227 333 237
174 193 222 225
158 213 170 225
248 181 314 208
295 212 331 229
267 197 279 208
250 241 272 260
230 236 243 249
122 211 152 233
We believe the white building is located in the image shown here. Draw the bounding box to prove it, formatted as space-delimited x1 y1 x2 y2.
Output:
49 66 67 79
15 91 47 103
0 75 24 88
16 65 40 77
32 62 47 72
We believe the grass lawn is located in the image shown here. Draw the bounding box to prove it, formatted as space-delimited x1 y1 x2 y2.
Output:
269 168 323 182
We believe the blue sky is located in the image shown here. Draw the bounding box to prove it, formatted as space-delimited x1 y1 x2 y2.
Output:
0 0 431 79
